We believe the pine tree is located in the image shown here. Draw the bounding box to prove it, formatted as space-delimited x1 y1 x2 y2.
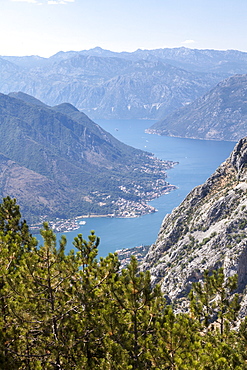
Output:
210 268 239 336
189 268 240 336
188 267 244 369
0 197 37 369
66 231 121 369
104 255 164 369
0 198 247 369
4 222 80 369
189 269 215 329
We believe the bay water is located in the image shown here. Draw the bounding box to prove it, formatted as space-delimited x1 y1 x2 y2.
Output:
38 119 236 256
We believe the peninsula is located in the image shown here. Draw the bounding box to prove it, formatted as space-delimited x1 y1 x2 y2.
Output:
0 93 177 224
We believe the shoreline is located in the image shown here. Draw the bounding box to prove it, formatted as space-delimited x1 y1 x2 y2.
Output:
31 183 177 234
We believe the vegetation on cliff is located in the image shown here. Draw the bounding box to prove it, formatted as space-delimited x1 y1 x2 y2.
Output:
0 197 247 369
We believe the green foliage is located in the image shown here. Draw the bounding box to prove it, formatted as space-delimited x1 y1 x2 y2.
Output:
238 219 247 229
0 198 246 369
189 268 240 334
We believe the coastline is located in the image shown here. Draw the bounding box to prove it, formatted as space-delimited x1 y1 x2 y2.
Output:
30 183 177 234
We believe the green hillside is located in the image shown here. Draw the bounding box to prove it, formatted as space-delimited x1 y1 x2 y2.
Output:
0 93 175 222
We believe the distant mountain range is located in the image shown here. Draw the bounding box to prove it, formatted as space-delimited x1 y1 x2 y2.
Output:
147 74 247 141
2 47 247 120
0 92 175 223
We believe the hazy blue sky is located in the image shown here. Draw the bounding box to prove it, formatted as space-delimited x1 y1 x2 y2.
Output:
1 0 247 57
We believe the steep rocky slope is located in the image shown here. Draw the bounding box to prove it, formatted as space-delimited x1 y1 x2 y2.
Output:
141 137 247 319
148 74 247 141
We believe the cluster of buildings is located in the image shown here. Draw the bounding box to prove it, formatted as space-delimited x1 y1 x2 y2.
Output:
113 197 157 218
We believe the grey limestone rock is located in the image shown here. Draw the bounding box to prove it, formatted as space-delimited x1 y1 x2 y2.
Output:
141 137 247 318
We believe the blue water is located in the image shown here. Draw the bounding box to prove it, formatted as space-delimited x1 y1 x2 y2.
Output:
36 119 236 256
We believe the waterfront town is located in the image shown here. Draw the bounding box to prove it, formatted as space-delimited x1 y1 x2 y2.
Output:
30 181 176 234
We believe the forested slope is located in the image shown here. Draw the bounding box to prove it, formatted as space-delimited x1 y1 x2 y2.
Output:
0 197 246 369
0 93 175 222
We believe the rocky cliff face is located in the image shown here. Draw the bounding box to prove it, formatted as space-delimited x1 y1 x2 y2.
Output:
141 137 247 319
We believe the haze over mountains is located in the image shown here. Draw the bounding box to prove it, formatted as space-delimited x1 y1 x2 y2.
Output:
2 47 247 121
0 92 175 223
147 74 247 141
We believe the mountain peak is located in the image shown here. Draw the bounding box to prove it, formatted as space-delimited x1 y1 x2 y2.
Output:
4 47 247 120
52 102 80 114
8 91 47 107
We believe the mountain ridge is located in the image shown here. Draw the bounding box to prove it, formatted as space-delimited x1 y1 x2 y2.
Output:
0 92 176 223
147 74 247 141
2 47 247 120
141 136 247 319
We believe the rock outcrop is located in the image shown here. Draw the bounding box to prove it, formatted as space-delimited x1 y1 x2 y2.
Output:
141 137 247 319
